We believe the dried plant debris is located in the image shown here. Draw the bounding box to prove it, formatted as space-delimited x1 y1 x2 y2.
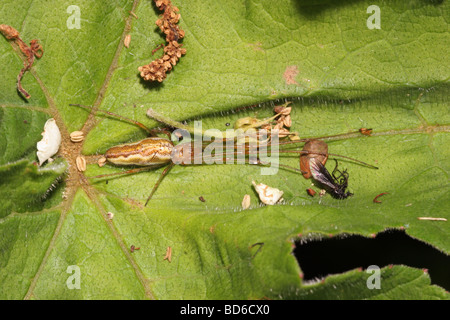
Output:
163 246 172 262
0 24 43 99
359 128 373 136
241 194 251 209
124 34 131 48
138 0 186 82
98 156 107 167
233 101 298 142
252 181 284 205
306 188 316 197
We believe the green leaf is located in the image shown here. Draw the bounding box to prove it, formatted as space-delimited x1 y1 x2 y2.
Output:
0 0 448 299
292 265 449 300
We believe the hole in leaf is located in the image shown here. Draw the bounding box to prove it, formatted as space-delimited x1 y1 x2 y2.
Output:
293 229 450 290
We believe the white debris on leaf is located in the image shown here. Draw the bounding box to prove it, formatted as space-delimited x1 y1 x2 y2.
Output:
36 118 61 166
252 181 284 205
242 194 251 210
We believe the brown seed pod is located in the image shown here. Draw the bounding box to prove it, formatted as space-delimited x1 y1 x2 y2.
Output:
300 139 328 179
70 130 84 142
76 155 86 172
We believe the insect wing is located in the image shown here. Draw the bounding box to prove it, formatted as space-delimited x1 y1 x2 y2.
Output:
309 158 337 191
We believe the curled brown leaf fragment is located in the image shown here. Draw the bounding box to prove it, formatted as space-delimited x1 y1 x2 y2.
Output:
0 24 43 99
138 0 186 82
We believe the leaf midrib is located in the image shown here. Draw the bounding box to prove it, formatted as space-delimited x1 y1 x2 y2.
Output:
19 0 151 300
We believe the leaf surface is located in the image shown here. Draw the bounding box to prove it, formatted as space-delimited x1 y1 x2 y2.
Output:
0 0 448 299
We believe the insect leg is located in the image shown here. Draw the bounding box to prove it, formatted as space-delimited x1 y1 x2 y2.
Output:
150 128 172 139
276 149 378 170
144 162 175 206
86 166 157 180
331 159 340 180
70 104 162 136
